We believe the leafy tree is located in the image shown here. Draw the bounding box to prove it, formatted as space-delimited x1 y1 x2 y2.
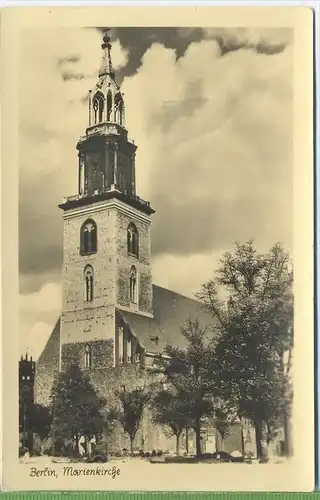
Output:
117 387 150 455
28 403 52 441
197 241 293 460
98 405 119 454
214 400 237 451
152 389 190 456
51 362 105 456
19 394 52 452
159 319 215 457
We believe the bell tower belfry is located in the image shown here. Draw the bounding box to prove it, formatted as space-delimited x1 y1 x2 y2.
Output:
58 29 155 369
78 29 135 197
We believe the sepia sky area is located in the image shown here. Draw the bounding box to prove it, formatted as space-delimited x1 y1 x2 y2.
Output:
19 27 293 359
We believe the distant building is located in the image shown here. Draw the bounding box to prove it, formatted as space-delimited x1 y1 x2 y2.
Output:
35 30 244 455
19 354 36 450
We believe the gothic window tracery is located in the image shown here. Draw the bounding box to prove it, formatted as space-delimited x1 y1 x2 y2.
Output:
85 344 92 369
114 92 124 125
84 265 94 302
127 223 139 257
81 219 97 255
92 92 104 124
129 265 138 304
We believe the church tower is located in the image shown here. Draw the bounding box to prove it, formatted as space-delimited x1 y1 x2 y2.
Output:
58 30 155 370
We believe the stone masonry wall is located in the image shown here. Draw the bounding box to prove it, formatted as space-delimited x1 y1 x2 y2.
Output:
34 319 61 407
35 364 59 408
115 211 153 315
61 207 117 345
61 339 114 371
87 363 178 453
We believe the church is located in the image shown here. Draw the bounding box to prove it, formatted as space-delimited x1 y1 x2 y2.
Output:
35 30 245 455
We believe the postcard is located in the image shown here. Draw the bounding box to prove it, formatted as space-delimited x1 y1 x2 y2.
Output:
1 5 315 492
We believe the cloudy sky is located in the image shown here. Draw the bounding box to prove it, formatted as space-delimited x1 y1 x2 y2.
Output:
19 26 293 359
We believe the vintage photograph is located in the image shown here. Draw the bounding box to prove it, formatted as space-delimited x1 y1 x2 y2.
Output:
1 5 314 492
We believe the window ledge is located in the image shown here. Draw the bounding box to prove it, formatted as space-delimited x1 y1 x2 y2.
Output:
128 252 139 259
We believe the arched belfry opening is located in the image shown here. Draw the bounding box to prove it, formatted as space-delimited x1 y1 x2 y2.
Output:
106 90 112 121
114 92 124 126
92 91 104 124
73 28 154 203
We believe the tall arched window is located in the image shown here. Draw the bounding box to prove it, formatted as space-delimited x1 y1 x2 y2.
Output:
127 223 139 257
127 336 132 363
118 326 124 364
118 101 124 126
84 265 94 302
80 219 97 255
106 91 112 121
114 92 124 125
92 92 104 124
85 344 92 369
129 265 137 304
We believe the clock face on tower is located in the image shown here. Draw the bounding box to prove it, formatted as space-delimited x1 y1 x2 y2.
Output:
86 151 103 193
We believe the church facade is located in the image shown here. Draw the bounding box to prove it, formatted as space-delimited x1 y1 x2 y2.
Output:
35 31 245 456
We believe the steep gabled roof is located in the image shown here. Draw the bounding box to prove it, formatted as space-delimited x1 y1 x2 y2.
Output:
37 317 60 365
118 284 215 354
36 285 216 365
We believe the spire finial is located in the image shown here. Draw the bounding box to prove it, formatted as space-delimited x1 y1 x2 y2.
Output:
99 28 115 78
102 27 111 46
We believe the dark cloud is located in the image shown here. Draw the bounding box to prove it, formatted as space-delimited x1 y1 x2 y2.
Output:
212 36 287 56
97 27 204 83
201 27 292 55
61 71 85 81
18 26 292 292
57 55 81 65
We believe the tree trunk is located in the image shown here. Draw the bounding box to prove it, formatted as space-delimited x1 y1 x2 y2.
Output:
130 435 134 456
240 424 245 456
220 437 224 452
176 434 180 456
260 421 269 462
255 420 269 462
85 436 90 457
74 436 79 457
215 428 220 452
195 417 201 458
185 427 189 455
284 412 293 457
254 421 262 458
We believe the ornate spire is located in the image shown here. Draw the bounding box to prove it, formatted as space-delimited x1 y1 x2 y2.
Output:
99 28 115 78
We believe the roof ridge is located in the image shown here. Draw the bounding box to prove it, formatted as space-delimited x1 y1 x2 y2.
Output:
152 283 203 306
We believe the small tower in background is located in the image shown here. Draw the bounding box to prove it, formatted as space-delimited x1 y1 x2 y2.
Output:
19 354 36 450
